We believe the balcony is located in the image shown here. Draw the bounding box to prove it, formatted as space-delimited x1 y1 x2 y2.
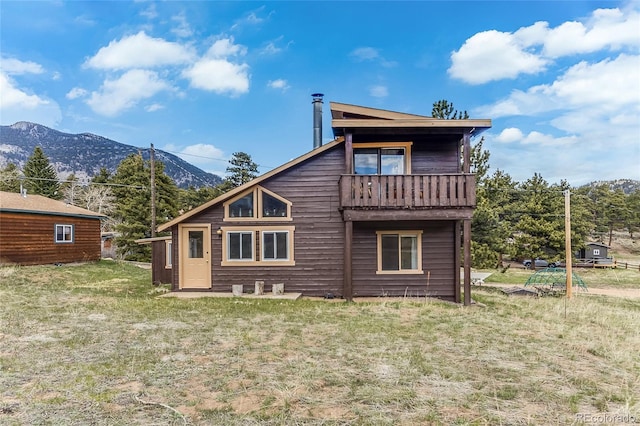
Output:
339 174 476 210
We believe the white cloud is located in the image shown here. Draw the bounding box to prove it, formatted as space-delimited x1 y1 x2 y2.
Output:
350 47 380 61
145 103 164 112
182 38 250 96
477 54 640 119
260 42 281 55
171 12 193 38
543 7 640 57
84 31 194 70
267 79 289 91
66 87 88 99
206 37 247 59
350 47 397 68
495 128 523 144
369 85 388 98
86 69 171 116
449 6 640 85
1 58 44 75
0 72 61 126
140 4 158 20
449 30 549 84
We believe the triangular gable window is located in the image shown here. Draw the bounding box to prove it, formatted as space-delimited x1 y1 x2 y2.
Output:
224 186 292 221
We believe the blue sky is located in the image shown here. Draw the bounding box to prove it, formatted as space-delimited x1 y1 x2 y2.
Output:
1 1 639 186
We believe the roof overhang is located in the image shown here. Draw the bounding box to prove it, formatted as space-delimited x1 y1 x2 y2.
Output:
330 101 491 137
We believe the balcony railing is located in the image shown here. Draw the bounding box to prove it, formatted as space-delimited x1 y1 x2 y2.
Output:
339 174 476 209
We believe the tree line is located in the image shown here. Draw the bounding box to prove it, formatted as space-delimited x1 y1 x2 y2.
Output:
0 147 258 261
2 103 638 266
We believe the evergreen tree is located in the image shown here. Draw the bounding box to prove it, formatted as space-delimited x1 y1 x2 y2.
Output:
0 163 22 192
111 153 178 261
625 190 640 239
218 152 258 192
22 146 61 199
431 99 469 120
472 169 518 268
178 185 222 213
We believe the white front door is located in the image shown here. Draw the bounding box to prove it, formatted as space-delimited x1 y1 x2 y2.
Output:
179 225 211 289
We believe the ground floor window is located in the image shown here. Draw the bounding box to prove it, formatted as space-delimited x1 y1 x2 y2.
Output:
376 230 423 274
221 226 295 266
227 231 254 261
55 224 74 243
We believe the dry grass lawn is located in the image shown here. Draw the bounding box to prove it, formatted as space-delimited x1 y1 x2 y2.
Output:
1 261 639 425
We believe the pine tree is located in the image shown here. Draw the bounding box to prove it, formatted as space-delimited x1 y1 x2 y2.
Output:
431 99 469 120
111 153 178 261
22 146 61 199
0 163 22 192
218 152 258 192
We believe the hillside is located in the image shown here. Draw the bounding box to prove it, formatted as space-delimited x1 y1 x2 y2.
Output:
580 179 640 195
0 122 222 188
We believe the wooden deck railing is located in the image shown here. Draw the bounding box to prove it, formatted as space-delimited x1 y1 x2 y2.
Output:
339 174 476 209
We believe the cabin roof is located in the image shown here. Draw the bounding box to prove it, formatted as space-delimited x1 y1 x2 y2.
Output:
0 191 105 219
330 102 492 137
585 242 610 248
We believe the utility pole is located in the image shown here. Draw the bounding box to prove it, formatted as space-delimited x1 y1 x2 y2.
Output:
564 190 573 298
150 143 156 237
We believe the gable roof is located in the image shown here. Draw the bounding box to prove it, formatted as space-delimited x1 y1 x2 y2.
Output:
157 137 344 232
330 101 492 137
0 191 105 219
585 242 610 248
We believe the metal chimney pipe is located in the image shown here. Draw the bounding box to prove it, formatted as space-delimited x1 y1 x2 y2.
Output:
312 93 324 149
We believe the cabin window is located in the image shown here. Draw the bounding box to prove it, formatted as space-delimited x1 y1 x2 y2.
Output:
55 224 74 243
165 240 173 268
262 231 289 260
228 193 254 218
224 186 292 221
221 226 295 266
353 142 412 175
376 230 423 274
593 249 600 256
227 231 254 261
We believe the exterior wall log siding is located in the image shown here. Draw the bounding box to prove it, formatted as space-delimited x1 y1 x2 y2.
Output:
351 221 456 300
0 212 101 265
171 147 346 297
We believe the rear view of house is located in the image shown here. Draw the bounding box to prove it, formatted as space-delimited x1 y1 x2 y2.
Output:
0 191 104 265
158 98 491 304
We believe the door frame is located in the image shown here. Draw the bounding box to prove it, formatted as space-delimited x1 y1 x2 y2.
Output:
178 224 212 289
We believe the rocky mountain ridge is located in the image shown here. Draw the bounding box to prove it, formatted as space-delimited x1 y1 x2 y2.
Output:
0 122 222 188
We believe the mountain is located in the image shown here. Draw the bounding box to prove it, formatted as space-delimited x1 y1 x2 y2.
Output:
580 179 640 195
0 122 222 188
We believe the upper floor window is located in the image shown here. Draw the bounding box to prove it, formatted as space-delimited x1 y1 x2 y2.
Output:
224 186 292 221
55 224 74 243
353 142 412 175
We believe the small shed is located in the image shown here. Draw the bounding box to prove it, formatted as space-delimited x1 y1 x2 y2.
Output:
0 191 105 265
577 242 609 260
135 235 172 285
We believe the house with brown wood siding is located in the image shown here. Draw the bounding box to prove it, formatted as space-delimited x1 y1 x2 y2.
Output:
0 191 104 265
157 98 491 304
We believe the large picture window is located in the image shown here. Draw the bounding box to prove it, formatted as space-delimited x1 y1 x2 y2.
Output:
224 186 292 221
221 226 295 266
55 224 74 243
353 142 412 175
376 230 423 274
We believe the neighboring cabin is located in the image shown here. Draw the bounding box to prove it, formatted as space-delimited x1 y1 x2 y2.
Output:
0 191 104 265
576 242 611 262
157 98 491 304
